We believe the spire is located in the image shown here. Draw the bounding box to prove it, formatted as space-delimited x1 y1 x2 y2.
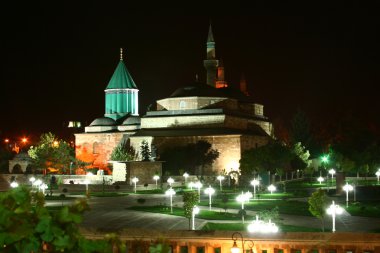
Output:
106 51 137 89
120 48 123 61
207 23 214 42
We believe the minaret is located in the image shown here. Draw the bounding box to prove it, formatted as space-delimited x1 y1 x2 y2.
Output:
215 59 228 88
240 73 249 96
104 48 139 120
203 24 219 87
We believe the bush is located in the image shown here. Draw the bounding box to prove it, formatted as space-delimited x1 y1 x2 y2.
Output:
59 193 66 198
137 198 146 204
69 180 74 184
114 185 120 190
62 188 68 193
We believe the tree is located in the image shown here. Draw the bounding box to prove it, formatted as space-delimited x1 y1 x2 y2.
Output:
289 109 312 149
140 140 151 161
159 140 219 176
28 132 74 174
110 141 135 161
0 186 123 252
183 191 199 230
308 189 328 232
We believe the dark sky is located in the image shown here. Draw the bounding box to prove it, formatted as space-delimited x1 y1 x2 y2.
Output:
1 2 380 140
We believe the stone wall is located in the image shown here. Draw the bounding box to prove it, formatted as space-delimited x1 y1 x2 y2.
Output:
126 161 163 186
141 114 225 129
75 132 128 170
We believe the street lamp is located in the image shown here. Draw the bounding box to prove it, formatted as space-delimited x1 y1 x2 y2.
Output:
10 181 19 188
326 200 343 232
167 177 174 187
183 172 189 183
29 177 36 186
247 215 279 233
343 182 353 207
236 192 250 223
132 177 139 193
192 206 200 230
41 183 48 195
230 232 254 253
267 184 276 194
376 170 380 184
217 175 225 191
165 187 176 213
204 185 215 210
188 182 194 190
321 154 329 176
84 179 90 195
33 179 42 191
153 175 160 189
329 169 336 185
317 176 324 185
250 179 259 199
194 182 203 202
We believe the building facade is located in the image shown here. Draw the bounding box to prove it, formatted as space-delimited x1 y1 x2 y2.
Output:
75 25 273 176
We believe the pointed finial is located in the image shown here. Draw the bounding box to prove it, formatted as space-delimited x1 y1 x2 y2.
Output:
120 48 123 60
195 74 199 82
207 23 214 42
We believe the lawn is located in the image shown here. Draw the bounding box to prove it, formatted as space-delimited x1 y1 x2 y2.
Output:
126 205 254 220
201 223 322 232
201 199 312 216
345 202 380 218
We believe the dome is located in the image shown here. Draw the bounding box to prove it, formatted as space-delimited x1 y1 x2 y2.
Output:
14 152 31 161
170 82 223 98
90 117 116 126
169 81 252 102
122 115 141 125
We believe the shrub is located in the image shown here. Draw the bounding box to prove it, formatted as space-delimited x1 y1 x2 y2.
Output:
62 188 68 193
114 185 120 190
137 198 146 204
59 193 66 198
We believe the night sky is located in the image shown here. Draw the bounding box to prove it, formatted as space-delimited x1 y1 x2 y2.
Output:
1 2 380 140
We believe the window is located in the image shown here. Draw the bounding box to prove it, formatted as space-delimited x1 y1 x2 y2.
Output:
196 246 205 253
214 248 221 253
93 142 99 154
179 100 187 109
180 246 188 253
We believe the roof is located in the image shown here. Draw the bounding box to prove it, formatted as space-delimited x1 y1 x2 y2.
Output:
90 117 116 126
132 126 268 138
207 24 214 42
106 60 138 89
169 81 253 102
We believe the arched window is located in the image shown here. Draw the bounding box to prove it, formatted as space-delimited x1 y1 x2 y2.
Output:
93 142 99 154
179 100 186 109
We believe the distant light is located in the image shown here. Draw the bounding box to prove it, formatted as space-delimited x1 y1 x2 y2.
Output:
21 138 27 143
167 177 174 186
267 184 276 194
329 169 336 175
10 182 19 188
4 139 9 143
317 176 324 184
321 155 329 163
153 175 160 180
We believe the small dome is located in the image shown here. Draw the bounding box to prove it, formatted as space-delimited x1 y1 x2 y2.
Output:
122 115 141 125
14 152 31 161
170 82 223 98
90 117 116 126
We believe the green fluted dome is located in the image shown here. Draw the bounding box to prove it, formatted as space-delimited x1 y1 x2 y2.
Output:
106 60 137 89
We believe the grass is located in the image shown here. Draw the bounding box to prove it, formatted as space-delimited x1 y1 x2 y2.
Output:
345 202 380 218
201 199 312 216
89 192 129 197
201 222 323 232
126 205 253 220
45 195 77 200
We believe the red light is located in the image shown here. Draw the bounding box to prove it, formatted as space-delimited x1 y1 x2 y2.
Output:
4 139 9 143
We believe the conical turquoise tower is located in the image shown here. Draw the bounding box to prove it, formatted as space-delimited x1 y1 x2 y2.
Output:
104 48 139 120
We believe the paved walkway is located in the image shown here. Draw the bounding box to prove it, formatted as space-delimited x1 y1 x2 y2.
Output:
45 193 380 232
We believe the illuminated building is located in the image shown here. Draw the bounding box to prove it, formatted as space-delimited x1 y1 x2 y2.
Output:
75 25 273 176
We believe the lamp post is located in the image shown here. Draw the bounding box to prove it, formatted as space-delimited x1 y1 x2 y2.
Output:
247 215 279 233
204 185 215 210
10 181 19 188
236 192 249 223
34 179 42 192
317 176 324 185
153 175 160 189
343 182 353 207
167 177 174 187
194 182 203 202
250 179 259 199
183 172 189 184
326 200 343 232
267 184 276 195
329 169 336 185
165 187 176 213
192 206 200 230
376 170 380 185
230 232 254 253
41 183 48 195
217 175 225 191
132 177 139 193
